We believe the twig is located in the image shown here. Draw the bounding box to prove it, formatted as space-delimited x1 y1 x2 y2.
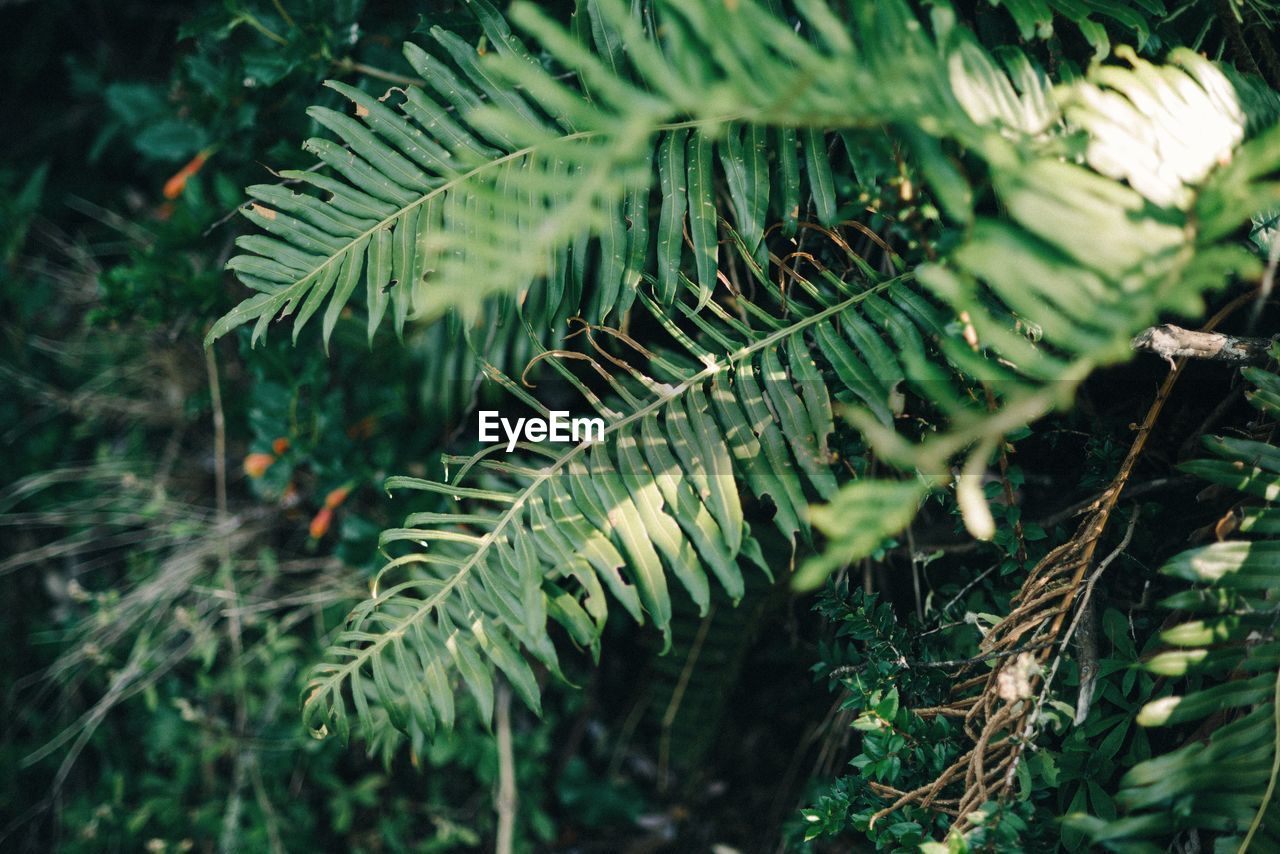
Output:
218 752 249 854
932 562 999 624
1061 510 1138 657
914 641 1055 671
1047 289 1259 642
205 346 229 542
1253 225 1280 330
998 511 1138 795
1179 386 1248 460
984 384 1027 564
659 607 715 789
606 694 651 781
250 756 286 854
1131 324 1274 367
907 525 924 621
331 57 421 88
1219 0 1265 75
238 10 288 45
1037 476 1191 530
937 293 1259 827
207 345 250 853
1073 595 1100 725
270 0 296 30
828 642 1054 680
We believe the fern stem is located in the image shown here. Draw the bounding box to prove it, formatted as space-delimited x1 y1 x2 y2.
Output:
494 682 516 854
331 58 420 89
270 0 296 30
238 11 288 46
1240 666 1280 852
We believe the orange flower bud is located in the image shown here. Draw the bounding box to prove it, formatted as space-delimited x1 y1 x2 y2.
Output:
243 453 275 478
346 416 377 439
163 150 210 200
323 486 351 509
271 437 290 455
309 506 334 539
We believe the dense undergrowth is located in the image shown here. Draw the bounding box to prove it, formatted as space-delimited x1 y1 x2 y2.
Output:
4 1 1280 852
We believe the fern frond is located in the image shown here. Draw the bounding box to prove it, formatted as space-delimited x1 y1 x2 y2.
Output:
303 248 1016 745
210 0 1280 360
985 0 1167 56
208 0 651 347
412 307 556 425
297 0 1280 749
210 0 1061 348
805 49 1280 567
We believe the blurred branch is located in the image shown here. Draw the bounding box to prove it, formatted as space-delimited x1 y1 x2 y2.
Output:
1131 324 1274 366
495 683 516 854
332 57 421 88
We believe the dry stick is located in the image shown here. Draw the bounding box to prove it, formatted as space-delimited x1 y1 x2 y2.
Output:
914 702 976 718
915 641 1055 671
832 641 1055 680
868 783 961 816
907 524 925 621
968 704 1014 803
956 546 1089 816
866 300 1268 828
659 607 716 790
495 683 516 854
1045 290 1257 643
997 512 1139 798
1131 324 1274 366
977 295 1260 807
207 346 251 854
939 291 1261 827
870 750 975 824
868 781 959 806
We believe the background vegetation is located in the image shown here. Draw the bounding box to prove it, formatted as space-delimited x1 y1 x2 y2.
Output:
2 0 1280 851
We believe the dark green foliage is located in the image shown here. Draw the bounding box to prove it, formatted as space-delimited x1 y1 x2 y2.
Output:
7 0 1280 850
800 588 960 845
250 0 1280 759
0 2 575 850
1069 353 1280 851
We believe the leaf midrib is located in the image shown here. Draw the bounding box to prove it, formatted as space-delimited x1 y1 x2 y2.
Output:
308 273 908 705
